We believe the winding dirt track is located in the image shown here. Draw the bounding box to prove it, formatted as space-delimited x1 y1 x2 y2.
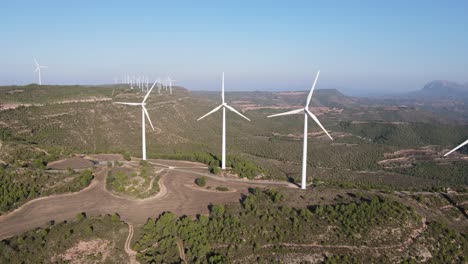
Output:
0 159 295 240
125 224 138 264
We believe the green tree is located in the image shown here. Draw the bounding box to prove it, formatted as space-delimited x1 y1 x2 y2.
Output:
195 177 206 187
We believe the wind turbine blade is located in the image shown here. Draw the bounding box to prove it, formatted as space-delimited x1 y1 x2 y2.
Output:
222 72 225 104
267 108 303 118
142 80 157 103
143 107 155 131
35 67 39 73
305 109 333 141
306 71 320 107
444 139 468 156
40 66 48 69
224 104 251 121
114 102 142 106
197 104 223 121
34 58 39 67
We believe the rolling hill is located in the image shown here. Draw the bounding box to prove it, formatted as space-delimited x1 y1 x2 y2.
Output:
411 80 468 100
0 84 467 191
0 84 466 263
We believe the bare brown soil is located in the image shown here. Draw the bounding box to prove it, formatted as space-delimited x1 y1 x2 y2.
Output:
87 154 124 161
47 157 94 170
53 239 112 263
276 91 307 96
0 159 294 240
377 146 458 169
237 104 342 116
125 224 138 264
0 103 33 110
0 98 111 111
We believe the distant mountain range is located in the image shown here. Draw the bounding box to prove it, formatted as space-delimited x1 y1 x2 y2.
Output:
406 80 468 100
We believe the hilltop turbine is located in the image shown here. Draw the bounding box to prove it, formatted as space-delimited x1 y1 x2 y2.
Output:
197 72 250 170
114 80 157 160
34 58 48 85
444 139 468 156
156 78 162 94
167 77 176 95
268 71 333 190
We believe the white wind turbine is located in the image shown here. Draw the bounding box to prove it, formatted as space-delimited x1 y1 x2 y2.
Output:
34 58 48 85
268 71 333 190
114 80 157 160
163 78 168 92
145 77 149 92
167 77 176 95
197 72 250 170
444 139 468 156
156 78 162 94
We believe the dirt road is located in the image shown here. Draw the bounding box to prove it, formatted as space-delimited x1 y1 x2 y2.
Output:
0 159 294 240
125 224 138 264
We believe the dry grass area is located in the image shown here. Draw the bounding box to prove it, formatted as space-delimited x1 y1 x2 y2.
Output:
237 102 343 117
378 146 443 169
47 157 95 170
52 239 113 263
0 98 111 111
107 161 163 199
86 154 124 161
271 130 343 141
0 103 33 110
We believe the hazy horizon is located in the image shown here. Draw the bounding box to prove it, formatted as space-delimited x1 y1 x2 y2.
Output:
2 1 467 95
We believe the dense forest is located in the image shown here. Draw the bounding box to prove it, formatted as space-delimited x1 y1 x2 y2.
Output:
131 189 465 263
0 214 128 263
0 134 94 213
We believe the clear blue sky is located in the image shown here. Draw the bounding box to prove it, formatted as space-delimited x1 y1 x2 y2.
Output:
1 0 467 94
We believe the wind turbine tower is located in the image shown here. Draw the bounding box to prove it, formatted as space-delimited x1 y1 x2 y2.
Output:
197 73 250 169
268 71 334 190
167 77 176 95
444 139 468 156
157 78 162 94
34 58 48 85
114 80 157 160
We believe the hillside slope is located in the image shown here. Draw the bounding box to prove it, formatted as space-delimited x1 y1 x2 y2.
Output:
0 85 467 189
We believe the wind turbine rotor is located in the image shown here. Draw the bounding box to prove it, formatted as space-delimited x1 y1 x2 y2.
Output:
142 80 158 103
305 109 333 141
267 108 303 118
224 104 251 121
305 71 320 107
221 72 225 104
444 139 468 156
114 102 142 106
197 104 223 121
267 70 333 190
143 106 155 131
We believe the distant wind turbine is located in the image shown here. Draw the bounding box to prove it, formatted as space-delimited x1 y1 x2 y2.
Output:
197 73 250 170
268 71 333 190
155 78 162 94
34 58 48 85
114 80 157 160
145 77 149 92
444 139 468 156
163 78 167 92
167 77 176 95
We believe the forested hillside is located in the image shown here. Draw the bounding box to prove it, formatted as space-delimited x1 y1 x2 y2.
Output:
1 85 467 190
